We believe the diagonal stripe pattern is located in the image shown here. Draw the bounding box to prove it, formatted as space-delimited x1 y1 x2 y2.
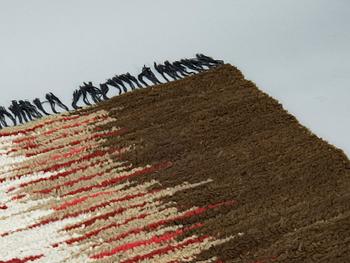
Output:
0 109 235 263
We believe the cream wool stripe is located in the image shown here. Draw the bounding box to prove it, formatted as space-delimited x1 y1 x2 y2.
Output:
55 180 216 258
2 173 198 239
0 111 112 156
20 127 123 158
82 204 208 257
2 144 125 182
0 198 51 219
0 202 52 233
20 161 127 195
0 182 134 238
0 170 65 198
0 212 89 261
113 224 205 262
53 180 157 215
10 119 119 158
19 157 119 195
62 180 214 241
99 226 190 262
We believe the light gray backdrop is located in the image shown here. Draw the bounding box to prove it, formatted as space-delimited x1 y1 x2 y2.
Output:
0 0 349 155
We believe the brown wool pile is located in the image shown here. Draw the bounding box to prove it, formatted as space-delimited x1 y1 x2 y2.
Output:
0 63 349 263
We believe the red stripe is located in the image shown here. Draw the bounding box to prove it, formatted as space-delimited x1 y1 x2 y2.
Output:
7 143 38 154
9 147 121 181
13 124 84 146
51 146 87 161
4 151 109 183
65 191 151 215
91 223 203 259
41 148 122 173
2 176 141 237
11 194 26 201
13 136 35 144
29 146 87 168
23 128 127 157
64 203 144 231
0 254 43 263
24 140 81 157
52 190 115 210
11 117 109 149
35 164 123 194
61 161 173 197
120 236 209 263
104 200 236 245
60 213 149 247
53 188 148 211
57 205 149 246
44 116 106 136
1 115 81 137
18 194 148 235
17 159 106 189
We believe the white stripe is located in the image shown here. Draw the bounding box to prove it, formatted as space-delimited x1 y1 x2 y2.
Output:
0 214 89 261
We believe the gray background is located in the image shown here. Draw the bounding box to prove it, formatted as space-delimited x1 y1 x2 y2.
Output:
0 0 349 156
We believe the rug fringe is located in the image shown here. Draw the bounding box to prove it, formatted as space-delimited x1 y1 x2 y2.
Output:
0 54 223 129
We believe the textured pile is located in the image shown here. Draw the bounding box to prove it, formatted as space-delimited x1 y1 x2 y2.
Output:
0 61 349 263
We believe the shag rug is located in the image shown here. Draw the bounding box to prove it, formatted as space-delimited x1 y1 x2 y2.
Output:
0 55 349 263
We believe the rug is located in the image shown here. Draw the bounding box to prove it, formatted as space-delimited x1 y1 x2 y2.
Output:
0 55 349 263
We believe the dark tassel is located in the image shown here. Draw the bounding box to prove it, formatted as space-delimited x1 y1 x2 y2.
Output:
176 60 198 72
189 58 207 70
125 73 143 88
33 98 51 115
0 108 9 127
179 59 204 72
171 61 194 77
0 106 16 127
119 74 136 90
0 54 223 129
0 106 16 126
9 101 25 124
137 69 149 86
144 66 162 84
196 54 224 66
119 73 143 89
155 62 183 81
192 58 211 68
82 82 103 104
72 90 83 110
112 76 128 93
138 66 162 86
46 93 69 114
163 61 182 80
79 87 91 106
75 82 108 106
99 83 109 100
17 101 30 122
18 101 33 121
106 79 123 95
19 100 42 120
154 63 170 82
25 101 43 118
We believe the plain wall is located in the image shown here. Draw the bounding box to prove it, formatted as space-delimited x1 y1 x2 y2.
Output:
0 0 349 155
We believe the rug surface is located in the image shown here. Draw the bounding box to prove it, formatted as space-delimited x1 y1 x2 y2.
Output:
0 63 349 263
